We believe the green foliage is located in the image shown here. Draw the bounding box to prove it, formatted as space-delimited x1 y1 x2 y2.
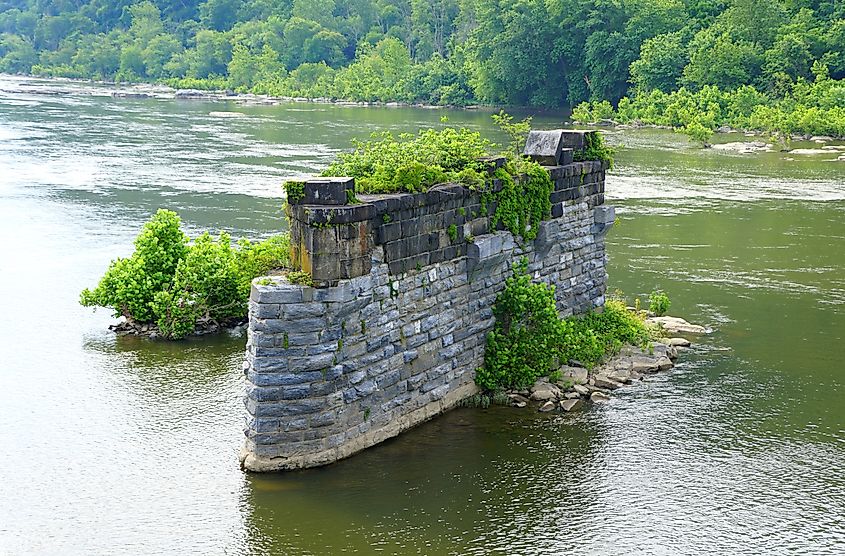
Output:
5 0 845 118
321 127 491 194
648 290 671 316
573 132 616 168
476 263 652 392
678 119 713 147
286 270 313 286
629 31 687 92
570 299 651 358
491 110 531 155
284 180 305 203
323 114 556 241
80 209 187 322
595 70 845 138
81 210 290 339
447 224 458 243
489 161 552 242
475 259 571 391
235 235 291 294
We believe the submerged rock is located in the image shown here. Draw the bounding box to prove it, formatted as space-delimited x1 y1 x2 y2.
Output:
560 399 584 412
591 391 611 403
666 337 691 347
711 141 771 154
539 400 556 412
647 316 708 335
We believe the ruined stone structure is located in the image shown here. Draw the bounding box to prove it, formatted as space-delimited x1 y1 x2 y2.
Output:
240 130 615 472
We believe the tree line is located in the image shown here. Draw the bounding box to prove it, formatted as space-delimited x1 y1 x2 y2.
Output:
1 1 843 134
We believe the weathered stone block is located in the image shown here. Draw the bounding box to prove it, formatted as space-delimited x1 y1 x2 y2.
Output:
293 177 355 206
524 130 564 165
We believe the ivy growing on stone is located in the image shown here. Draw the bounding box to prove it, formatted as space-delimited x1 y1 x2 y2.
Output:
573 132 615 168
284 180 305 204
320 114 558 241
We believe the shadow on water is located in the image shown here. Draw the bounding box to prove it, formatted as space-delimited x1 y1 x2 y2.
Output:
81 329 248 404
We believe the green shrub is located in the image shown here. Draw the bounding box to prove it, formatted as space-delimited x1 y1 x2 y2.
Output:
321 127 491 194
477 263 652 392
80 209 187 322
573 132 616 168
648 290 671 316
322 115 558 241
475 259 570 391
81 211 290 339
572 299 651 357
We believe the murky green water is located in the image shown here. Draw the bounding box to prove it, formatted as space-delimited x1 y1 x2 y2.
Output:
1 76 843 555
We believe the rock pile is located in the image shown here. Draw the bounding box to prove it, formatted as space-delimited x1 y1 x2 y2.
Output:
508 340 688 412
505 324 700 413
108 316 245 339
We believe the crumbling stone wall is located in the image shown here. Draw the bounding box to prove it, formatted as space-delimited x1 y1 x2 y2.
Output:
241 130 615 472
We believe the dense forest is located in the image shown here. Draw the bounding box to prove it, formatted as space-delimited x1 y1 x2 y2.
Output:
1 1 844 136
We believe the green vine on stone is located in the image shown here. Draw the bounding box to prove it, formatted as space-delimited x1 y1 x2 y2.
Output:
284 180 305 204
573 132 615 168
494 161 552 241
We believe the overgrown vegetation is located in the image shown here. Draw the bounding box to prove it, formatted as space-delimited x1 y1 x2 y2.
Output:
648 290 671 317
322 113 556 240
321 127 492 194
80 209 290 339
475 260 653 392
573 132 616 168
573 63 845 140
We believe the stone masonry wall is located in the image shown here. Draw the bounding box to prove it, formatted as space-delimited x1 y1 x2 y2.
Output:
240 130 615 472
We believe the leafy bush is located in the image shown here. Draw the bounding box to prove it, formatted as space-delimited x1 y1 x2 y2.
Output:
477 263 652 392
571 299 652 357
475 259 571 391
581 68 845 139
322 114 566 241
573 131 616 168
648 290 671 316
81 210 290 339
80 209 187 322
321 127 492 194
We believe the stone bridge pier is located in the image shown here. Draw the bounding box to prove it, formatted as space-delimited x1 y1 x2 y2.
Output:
240 130 614 472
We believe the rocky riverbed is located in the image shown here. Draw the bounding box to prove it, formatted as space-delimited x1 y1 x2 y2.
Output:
505 315 707 413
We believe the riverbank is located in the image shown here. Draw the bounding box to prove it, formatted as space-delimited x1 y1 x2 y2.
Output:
1 73 473 110
572 80 845 142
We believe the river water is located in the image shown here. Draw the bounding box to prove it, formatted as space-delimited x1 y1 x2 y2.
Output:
1 75 843 555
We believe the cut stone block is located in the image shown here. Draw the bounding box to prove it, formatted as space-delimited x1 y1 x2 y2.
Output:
559 130 598 151
293 177 355 206
524 130 564 165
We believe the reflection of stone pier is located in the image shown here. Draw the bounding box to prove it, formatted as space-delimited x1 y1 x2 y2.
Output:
240 130 614 472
